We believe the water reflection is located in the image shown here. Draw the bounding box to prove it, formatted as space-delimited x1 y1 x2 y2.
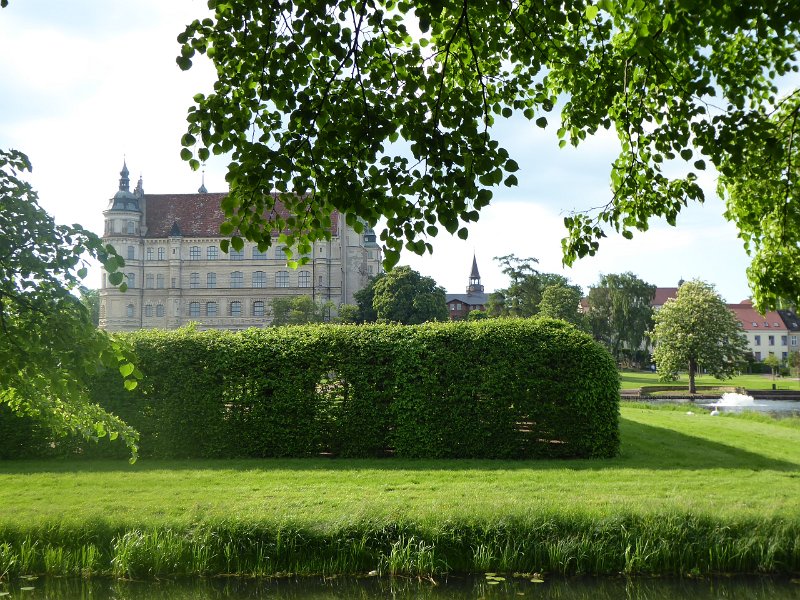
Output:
2 575 800 600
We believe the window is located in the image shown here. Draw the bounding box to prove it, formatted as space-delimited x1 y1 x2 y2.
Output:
171 277 177 288
774 322 781 327
783 352 789 360
127 246 135 260
207 245 219 260
275 245 284 258
457 303 462 310
792 335 798 347
145 274 154 288
252 247 266 259
276 271 289 287
252 271 266 288
319 275 324 287
752 322 758 327
754 335 761 346
230 248 244 260
146 248 153 260
230 301 242 317
755 352 762 361
144 304 153 317
782 336 788 346
190 246 201 260
450 304 456 311
764 322 770 327
206 302 218 317
298 271 310 288
190 272 200 288
253 301 265 317
113 220 121 233
126 304 134 318
231 271 243 288
156 304 165 317
127 221 135 235
126 273 135 288
207 272 217 288
157 247 165 260
189 302 200 317
157 274 165 289
769 335 775 346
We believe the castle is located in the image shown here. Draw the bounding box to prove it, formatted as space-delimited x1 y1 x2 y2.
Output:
99 162 382 331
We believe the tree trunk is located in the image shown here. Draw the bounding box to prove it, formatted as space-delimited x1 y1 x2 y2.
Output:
688 358 697 395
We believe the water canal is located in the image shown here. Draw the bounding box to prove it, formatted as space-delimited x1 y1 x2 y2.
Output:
3 575 800 600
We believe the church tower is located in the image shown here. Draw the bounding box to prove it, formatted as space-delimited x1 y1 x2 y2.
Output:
467 254 484 295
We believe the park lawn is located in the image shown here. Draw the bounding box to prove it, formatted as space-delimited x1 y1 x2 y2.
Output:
1 406 799 577
0 407 798 526
619 370 799 391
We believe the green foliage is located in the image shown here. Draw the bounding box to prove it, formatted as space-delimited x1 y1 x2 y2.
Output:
271 295 334 325
0 321 619 460
371 266 448 324
0 148 139 458
538 284 586 329
651 280 750 394
488 255 580 318
466 309 488 321
763 353 781 379
336 303 360 324
177 1 800 305
587 272 656 363
351 272 384 323
78 287 100 326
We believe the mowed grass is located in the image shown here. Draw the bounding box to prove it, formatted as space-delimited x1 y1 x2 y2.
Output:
1 406 800 577
620 370 800 390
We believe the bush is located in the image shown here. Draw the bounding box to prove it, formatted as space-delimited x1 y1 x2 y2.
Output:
0 320 619 459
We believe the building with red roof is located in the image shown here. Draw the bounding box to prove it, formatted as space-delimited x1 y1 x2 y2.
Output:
99 162 382 331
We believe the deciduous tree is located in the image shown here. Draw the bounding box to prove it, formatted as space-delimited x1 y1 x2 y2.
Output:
587 272 655 363
271 295 335 325
488 255 578 318
371 266 447 324
538 284 585 330
651 280 749 394
0 149 139 458
178 0 800 309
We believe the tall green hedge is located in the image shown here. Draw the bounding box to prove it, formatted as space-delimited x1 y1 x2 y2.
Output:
0 319 619 459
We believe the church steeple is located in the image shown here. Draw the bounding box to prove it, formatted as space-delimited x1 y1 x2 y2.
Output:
467 254 484 294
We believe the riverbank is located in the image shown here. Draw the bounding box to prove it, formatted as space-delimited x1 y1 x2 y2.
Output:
1 407 799 578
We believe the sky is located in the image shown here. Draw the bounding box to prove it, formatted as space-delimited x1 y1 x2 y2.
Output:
0 0 756 304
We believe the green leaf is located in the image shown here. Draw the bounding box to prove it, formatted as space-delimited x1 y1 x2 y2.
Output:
536 117 548 128
119 363 135 377
585 5 599 21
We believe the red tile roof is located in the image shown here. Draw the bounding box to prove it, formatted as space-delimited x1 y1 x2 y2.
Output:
143 193 339 238
652 287 678 306
728 303 787 331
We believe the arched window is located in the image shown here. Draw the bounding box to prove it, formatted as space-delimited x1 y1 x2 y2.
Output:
276 271 289 288
231 271 243 288
190 272 200 288
126 273 135 288
207 272 217 288
157 247 165 260
230 301 242 317
126 221 135 235
252 247 266 259
253 301 265 317
207 245 219 260
156 304 165 317
189 302 200 317
156 274 165 289
252 271 266 288
146 247 153 260
190 246 201 260
126 304 135 318
144 304 153 317
298 271 310 288
206 302 218 317
230 248 244 260
127 246 135 260
145 274 154 289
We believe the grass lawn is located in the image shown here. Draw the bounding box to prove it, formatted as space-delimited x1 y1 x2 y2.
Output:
619 370 800 391
1 406 800 578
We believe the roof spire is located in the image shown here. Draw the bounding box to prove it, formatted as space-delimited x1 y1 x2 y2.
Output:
467 254 484 294
134 173 144 198
198 169 208 194
118 158 130 192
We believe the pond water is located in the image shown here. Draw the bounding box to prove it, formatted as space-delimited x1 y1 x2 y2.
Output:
3 575 800 600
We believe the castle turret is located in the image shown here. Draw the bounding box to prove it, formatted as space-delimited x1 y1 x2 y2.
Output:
467 254 484 294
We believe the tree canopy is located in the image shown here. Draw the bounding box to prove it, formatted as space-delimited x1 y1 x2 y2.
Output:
487 255 579 318
0 149 140 458
178 0 799 309
271 295 335 325
651 280 749 394
371 266 448 324
586 272 655 364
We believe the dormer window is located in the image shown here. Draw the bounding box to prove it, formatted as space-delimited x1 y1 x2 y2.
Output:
774 322 780 327
752 322 758 327
764 322 769 327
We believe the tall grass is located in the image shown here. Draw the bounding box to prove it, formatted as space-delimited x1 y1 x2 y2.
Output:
0 514 799 578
